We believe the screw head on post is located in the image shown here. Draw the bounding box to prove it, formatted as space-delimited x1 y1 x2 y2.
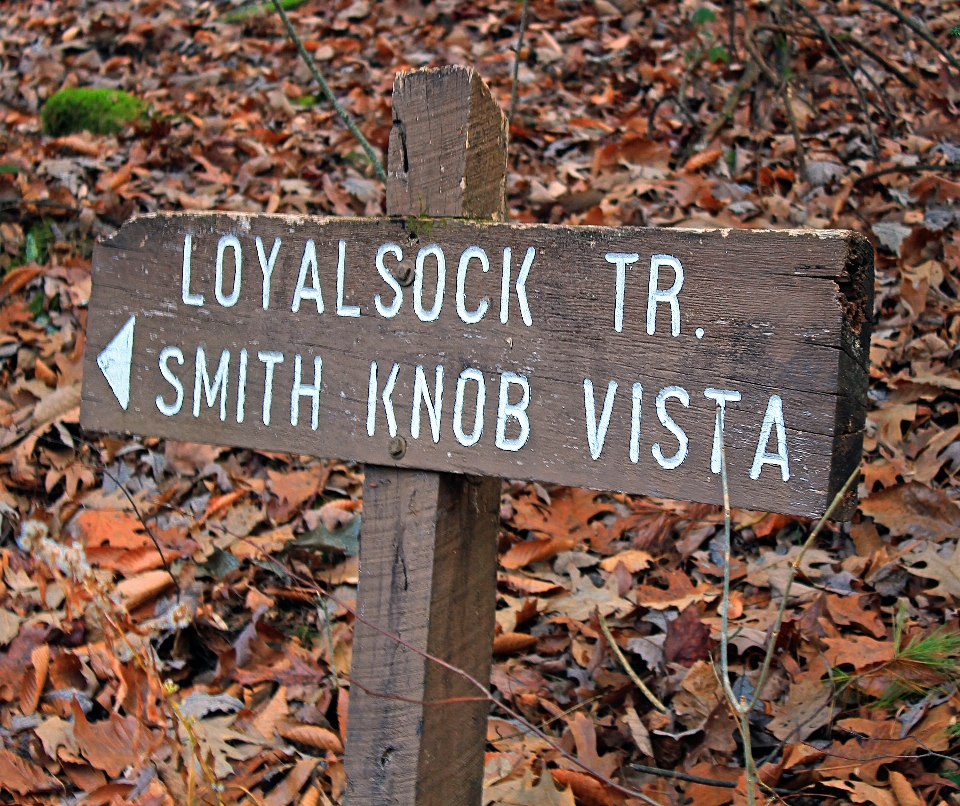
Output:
388 436 406 459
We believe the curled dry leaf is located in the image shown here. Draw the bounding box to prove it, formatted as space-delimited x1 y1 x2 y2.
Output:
276 723 344 753
493 632 539 654
501 537 576 569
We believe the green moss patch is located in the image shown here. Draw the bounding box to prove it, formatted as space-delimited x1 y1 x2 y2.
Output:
41 88 147 137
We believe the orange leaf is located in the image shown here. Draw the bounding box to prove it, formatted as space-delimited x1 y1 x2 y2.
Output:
72 510 150 550
684 146 724 173
501 536 575 569
71 699 161 778
19 644 49 715
0 265 43 300
115 569 177 610
0 747 59 795
493 632 538 654
277 723 344 753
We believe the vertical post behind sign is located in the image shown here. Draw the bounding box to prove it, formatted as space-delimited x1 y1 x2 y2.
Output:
343 66 507 806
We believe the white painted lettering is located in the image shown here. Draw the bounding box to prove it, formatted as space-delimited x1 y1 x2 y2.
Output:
194 347 230 422
375 243 403 318
335 239 360 317
411 364 444 443
453 367 485 447
704 388 742 474
215 235 242 307
291 239 324 313
647 254 684 336
605 252 639 333
156 346 184 416
257 350 284 426
381 362 400 437
291 354 322 430
584 378 617 460
237 348 248 423
414 244 445 322
750 394 790 481
500 247 535 326
456 246 489 324
366 361 378 437
496 372 531 452
256 236 281 310
652 385 689 469
630 382 643 463
181 234 203 307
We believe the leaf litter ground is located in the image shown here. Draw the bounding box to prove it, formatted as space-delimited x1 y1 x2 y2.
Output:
2 0 960 804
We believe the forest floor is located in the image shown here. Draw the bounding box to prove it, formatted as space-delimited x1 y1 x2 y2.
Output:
2 0 960 804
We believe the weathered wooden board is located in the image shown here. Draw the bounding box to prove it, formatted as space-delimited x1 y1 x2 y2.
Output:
81 214 872 517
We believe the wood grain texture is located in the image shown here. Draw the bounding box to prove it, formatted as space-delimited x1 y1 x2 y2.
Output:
81 215 872 518
387 66 507 221
344 469 499 806
345 66 503 806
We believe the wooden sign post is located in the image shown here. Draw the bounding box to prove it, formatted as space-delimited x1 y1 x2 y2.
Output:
80 66 873 806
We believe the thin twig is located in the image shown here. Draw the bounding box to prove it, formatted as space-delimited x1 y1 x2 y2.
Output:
746 466 860 713
696 59 759 147
97 462 181 600
861 0 960 74
508 0 531 124
795 5 880 158
596 610 668 713
854 162 960 185
269 0 386 182
631 764 796 794
754 24 919 88
716 407 757 806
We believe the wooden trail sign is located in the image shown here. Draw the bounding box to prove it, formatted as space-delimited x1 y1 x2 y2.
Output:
81 201 873 518
79 66 873 805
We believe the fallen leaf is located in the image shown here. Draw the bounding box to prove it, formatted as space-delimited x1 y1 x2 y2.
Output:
114 569 177 610
268 465 327 523
766 673 834 742
494 632 539 654
72 699 161 778
0 747 60 795
634 568 717 610
860 483 960 540
485 767 575 806
902 542 960 600
663 603 710 667
888 770 922 806
263 758 319 806
252 685 288 741
822 635 894 670
277 723 344 753
598 550 653 573
501 537 576 569
547 575 632 621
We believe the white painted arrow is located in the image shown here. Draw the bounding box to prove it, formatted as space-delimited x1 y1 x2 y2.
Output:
97 315 135 410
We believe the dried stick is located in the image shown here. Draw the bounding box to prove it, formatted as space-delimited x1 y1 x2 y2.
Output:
861 0 960 74
697 59 759 147
756 23 919 88
854 162 960 185
508 0 531 124
742 30 808 183
596 611 668 713
714 407 759 806
269 0 386 182
794 5 880 158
